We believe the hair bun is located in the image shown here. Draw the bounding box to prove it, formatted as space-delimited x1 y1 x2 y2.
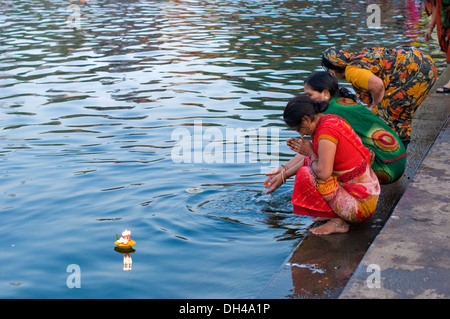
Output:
316 101 329 113
338 87 357 101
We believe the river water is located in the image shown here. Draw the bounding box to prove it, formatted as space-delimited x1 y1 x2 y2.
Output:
0 0 445 298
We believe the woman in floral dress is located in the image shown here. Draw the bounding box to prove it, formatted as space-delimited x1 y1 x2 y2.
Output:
321 47 437 149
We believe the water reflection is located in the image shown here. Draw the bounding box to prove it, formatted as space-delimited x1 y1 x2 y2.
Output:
187 185 313 242
114 248 135 271
0 0 445 298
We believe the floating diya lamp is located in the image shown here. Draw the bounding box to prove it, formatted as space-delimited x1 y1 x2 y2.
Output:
114 229 135 248
114 230 135 270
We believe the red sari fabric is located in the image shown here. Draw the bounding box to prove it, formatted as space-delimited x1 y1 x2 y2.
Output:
426 0 450 62
291 115 381 222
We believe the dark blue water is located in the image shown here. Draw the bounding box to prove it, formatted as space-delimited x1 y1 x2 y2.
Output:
0 0 444 298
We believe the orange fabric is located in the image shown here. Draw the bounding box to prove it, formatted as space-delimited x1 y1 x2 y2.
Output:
312 114 371 172
344 65 373 90
291 115 380 221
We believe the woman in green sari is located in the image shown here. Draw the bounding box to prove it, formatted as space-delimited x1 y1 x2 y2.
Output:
304 72 406 184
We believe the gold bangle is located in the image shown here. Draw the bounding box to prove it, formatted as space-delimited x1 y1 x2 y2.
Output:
281 164 288 171
281 171 286 184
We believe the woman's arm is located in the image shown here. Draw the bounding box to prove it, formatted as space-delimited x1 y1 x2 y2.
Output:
268 152 305 178
345 66 385 108
367 74 385 107
264 153 305 194
425 3 436 42
310 139 336 181
283 153 306 177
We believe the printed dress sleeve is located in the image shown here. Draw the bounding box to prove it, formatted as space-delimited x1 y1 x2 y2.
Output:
345 65 373 91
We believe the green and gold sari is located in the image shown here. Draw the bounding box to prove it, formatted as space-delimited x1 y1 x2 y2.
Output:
324 97 406 184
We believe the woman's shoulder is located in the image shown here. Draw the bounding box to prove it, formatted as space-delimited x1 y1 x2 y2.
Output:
322 113 347 122
315 114 355 146
344 65 374 90
319 114 352 131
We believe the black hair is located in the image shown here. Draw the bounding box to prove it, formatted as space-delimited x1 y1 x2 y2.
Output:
321 54 346 74
304 71 357 101
283 96 328 128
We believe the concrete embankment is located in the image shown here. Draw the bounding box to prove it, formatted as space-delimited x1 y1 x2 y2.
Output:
258 66 450 299
340 75 450 299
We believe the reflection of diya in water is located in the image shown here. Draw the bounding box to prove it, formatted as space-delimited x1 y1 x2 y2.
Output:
114 249 134 271
114 230 136 271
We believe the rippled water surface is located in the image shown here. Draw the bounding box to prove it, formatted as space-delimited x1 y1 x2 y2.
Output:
0 0 445 298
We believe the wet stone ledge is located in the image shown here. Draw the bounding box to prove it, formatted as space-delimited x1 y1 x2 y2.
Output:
257 66 450 299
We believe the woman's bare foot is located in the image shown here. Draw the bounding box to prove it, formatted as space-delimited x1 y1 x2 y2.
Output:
310 218 349 235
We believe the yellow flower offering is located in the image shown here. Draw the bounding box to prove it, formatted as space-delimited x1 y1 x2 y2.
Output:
114 229 135 248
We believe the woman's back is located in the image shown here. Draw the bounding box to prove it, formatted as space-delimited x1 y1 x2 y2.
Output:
324 97 406 183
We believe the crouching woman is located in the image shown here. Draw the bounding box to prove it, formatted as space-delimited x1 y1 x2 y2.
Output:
283 96 380 235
